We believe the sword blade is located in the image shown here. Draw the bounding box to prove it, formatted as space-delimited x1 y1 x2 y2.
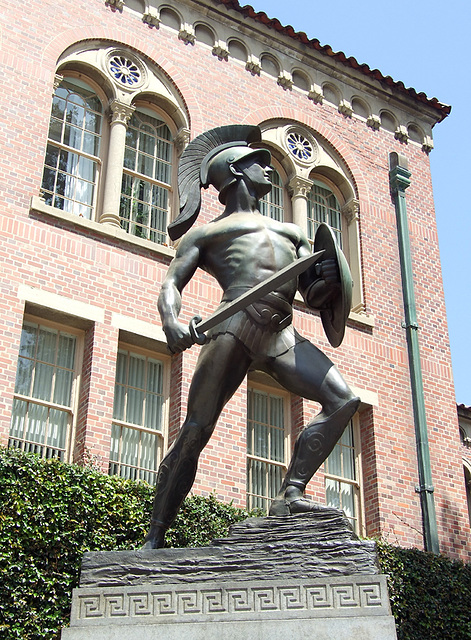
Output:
196 250 324 334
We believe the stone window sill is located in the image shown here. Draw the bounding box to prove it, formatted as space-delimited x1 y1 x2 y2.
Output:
30 197 374 329
30 196 176 260
293 291 375 329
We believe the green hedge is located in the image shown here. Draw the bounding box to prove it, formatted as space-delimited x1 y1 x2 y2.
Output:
377 542 471 640
1 448 470 640
0 448 251 639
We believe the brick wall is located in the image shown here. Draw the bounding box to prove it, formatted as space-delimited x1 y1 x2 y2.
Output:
0 0 468 559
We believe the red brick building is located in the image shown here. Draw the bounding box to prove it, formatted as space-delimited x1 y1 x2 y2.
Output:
0 0 469 559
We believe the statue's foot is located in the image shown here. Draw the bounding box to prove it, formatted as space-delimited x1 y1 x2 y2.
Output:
269 486 321 516
141 522 166 549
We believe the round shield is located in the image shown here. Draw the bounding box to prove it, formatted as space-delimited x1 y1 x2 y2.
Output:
314 223 352 348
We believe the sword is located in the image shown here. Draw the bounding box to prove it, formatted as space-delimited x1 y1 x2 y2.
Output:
189 250 325 345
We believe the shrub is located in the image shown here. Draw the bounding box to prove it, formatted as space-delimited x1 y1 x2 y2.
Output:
1 448 470 640
378 542 471 640
0 448 250 640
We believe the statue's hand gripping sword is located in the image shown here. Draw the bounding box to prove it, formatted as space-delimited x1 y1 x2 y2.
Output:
188 250 325 345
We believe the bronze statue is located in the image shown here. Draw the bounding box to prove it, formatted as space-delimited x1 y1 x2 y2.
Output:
143 125 360 549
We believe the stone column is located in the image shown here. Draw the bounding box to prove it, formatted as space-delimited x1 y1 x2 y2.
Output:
342 198 364 313
288 175 313 236
99 100 135 227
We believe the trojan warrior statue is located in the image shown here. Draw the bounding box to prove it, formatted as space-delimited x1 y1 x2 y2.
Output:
143 125 359 549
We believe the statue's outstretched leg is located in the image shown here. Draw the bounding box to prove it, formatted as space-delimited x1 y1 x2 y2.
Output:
262 337 360 516
142 421 205 549
142 336 251 549
269 396 360 515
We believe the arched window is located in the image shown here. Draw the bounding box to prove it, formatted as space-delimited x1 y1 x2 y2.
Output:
36 44 189 248
259 167 284 222
307 181 343 248
41 77 103 220
120 108 173 243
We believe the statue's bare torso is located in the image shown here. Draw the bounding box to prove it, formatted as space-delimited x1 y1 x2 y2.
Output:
184 211 311 303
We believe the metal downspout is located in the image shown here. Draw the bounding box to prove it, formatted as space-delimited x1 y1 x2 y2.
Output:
388 152 440 554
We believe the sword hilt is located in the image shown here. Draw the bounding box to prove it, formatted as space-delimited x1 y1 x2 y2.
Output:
189 315 207 345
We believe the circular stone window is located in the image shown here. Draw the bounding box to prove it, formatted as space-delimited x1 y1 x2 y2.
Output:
109 55 141 86
285 129 317 165
105 50 146 90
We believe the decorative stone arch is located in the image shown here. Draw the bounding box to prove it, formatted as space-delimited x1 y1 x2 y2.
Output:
322 82 341 107
227 38 249 63
253 116 365 313
41 28 205 134
351 96 370 120
291 68 311 92
260 53 281 78
42 37 192 240
193 22 217 47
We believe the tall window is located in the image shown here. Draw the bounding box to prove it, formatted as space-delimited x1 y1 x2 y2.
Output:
109 346 167 483
247 387 288 511
324 420 362 533
9 320 80 461
41 77 102 220
259 168 284 222
307 181 343 247
120 109 173 243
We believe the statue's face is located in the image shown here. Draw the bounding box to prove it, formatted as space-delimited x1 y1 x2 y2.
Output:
235 155 273 198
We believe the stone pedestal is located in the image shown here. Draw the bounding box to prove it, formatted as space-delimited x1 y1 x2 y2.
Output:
62 509 398 639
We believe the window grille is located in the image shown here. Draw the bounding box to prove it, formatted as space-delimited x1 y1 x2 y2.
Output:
9 320 78 461
259 168 284 222
324 420 361 533
247 387 287 512
109 347 166 483
307 181 342 247
120 110 173 244
41 78 102 220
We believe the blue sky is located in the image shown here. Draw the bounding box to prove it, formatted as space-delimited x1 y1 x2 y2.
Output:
248 0 470 405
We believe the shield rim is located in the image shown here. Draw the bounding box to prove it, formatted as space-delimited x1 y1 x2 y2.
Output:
313 223 352 348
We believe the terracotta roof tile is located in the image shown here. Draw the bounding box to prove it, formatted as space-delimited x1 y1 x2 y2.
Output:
213 0 451 121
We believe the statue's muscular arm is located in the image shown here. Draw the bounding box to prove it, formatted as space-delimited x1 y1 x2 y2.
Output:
158 228 204 354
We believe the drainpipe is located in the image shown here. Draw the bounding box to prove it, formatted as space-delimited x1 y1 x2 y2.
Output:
389 152 440 554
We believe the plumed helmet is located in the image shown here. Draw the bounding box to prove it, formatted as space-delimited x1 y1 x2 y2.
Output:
168 125 271 241
203 145 271 204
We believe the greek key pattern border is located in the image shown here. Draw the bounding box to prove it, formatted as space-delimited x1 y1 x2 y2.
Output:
74 579 388 624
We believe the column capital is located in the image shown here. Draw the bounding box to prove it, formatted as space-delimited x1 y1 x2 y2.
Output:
288 175 313 199
109 99 135 125
212 41 229 61
143 9 160 28
105 0 124 10
308 84 324 104
342 199 360 224
174 128 191 156
53 74 63 95
179 24 195 44
277 71 293 90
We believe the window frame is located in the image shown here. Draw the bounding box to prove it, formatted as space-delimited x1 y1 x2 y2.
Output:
41 72 108 223
8 314 84 463
119 102 176 245
323 416 364 535
259 163 286 223
246 382 291 513
307 178 345 251
109 341 170 483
